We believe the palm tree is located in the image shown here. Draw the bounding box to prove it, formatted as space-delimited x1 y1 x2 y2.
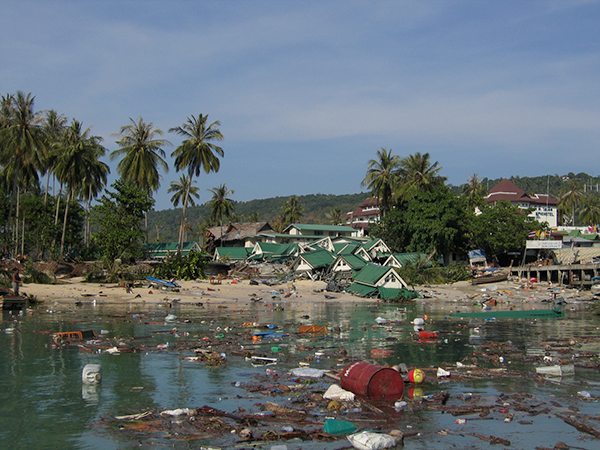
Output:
396 152 446 200
79 137 109 246
281 195 303 226
42 109 68 202
208 183 235 241
53 120 106 258
110 117 170 193
327 206 344 225
271 215 285 233
462 173 488 208
111 117 170 250
0 92 47 243
169 113 224 252
361 148 400 217
579 193 600 227
558 180 584 226
168 174 200 208
168 174 200 242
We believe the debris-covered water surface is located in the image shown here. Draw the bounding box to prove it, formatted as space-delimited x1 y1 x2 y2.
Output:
2 291 600 450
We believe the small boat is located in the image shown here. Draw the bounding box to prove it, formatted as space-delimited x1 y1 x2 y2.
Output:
536 364 575 377
146 276 180 290
471 271 508 285
299 323 328 334
0 287 28 311
52 330 96 344
450 307 564 319
249 356 278 366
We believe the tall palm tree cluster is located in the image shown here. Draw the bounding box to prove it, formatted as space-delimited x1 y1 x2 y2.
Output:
558 180 600 227
0 90 227 260
361 148 447 216
0 92 109 259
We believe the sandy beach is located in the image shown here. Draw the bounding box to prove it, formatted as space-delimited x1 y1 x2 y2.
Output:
18 275 586 311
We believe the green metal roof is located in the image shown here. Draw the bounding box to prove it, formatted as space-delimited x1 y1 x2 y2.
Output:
346 283 377 297
145 242 199 256
353 263 392 286
256 242 283 253
287 223 356 233
388 252 431 267
360 238 381 251
333 242 361 255
336 254 368 270
215 247 251 260
299 249 335 269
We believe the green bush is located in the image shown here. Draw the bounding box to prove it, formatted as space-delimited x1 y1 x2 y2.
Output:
154 251 210 281
398 262 470 286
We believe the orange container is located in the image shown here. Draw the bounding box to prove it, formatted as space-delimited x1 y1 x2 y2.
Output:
419 331 438 339
340 361 404 401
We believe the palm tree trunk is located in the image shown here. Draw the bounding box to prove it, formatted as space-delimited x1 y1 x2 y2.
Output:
44 171 51 203
178 177 192 254
54 184 63 225
6 158 22 249
21 215 25 257
59 188 72 260
85 186 92 247
14 186 20 256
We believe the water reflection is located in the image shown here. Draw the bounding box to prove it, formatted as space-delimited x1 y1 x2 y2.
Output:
1 298 600 449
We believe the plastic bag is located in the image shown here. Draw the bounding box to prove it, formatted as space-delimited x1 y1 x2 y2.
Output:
323 384 355 401
347 431 397 450
290 367 325 378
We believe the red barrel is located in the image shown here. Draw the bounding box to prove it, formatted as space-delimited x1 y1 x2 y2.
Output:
419 331 438 339
340 361 404 401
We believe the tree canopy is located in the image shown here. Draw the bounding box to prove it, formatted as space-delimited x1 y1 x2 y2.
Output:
90 180 154 265
372 185 471 259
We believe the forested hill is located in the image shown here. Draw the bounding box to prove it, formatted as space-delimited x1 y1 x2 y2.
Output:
148 172 600 243
147 192 368 243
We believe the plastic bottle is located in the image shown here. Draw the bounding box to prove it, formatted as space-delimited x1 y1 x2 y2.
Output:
82 364 102 384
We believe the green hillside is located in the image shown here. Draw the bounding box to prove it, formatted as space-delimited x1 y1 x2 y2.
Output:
147 192 368 243
149 172 600 244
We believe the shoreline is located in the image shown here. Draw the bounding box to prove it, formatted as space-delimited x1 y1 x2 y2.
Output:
17 276 590 310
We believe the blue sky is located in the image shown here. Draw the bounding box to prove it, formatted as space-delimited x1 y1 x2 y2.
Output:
2 1 599 210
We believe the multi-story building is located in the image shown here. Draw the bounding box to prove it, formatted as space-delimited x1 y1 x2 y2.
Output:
346 197 381 236
484 179 558 227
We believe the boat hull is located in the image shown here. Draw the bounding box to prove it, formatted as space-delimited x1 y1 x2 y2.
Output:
471 273 508 285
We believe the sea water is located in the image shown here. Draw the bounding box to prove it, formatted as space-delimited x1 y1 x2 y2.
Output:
1 298 599 449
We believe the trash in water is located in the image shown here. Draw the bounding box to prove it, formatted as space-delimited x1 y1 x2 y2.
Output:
82 364 102 384
324 384 356 402
340 361 404 401
408 368 425 384
437 367 451 378
347 430 397 450
323 418 357 435
290 367 325 378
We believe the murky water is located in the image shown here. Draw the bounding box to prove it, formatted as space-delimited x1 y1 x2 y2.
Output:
1 296 600 449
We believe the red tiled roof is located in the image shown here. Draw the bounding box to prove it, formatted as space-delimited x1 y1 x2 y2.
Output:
485 179 557 206
349 222 370 229
358 197 380 208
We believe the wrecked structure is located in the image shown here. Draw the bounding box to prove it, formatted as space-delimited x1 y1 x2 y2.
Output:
212 226 422 300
